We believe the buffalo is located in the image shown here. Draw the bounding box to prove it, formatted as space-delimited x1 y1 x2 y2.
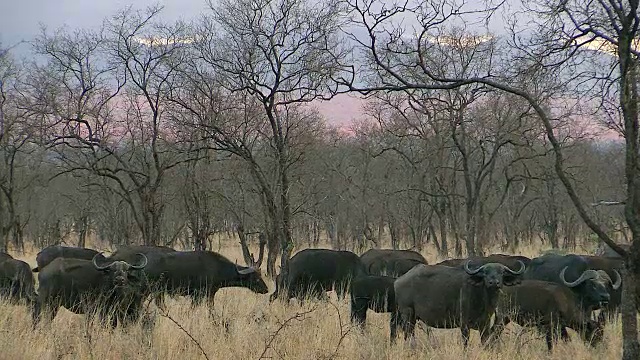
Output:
33 253 149 328
493 280 604 351
360 249 428 277
0 252 13 263
523 254 620 341
152 250 268 315
523 254 619 313
32 245 99 272
105 245 176 309
392 261 526 347
581 255 629 320
436 254 531 270
350 275 396 328
270 249 365 302
0 258 37 304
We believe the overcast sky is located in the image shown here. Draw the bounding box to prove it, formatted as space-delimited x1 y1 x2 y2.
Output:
1 0 208 50
0 0 365 127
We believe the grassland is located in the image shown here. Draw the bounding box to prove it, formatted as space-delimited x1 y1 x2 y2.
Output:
0 241 626 360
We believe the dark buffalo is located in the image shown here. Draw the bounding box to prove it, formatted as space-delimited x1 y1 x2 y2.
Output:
0 258 37 304
392 261 526 347
32 245 99 272
0 252 13 263
523 254 619 312
105 245 176 309
350 275 396 328
270 249 365 302
493 280 604 351
360 249 428 277
153 251 268 315
523 253 620 341
33 253 149 327
581 255 626 319
436 254 531 270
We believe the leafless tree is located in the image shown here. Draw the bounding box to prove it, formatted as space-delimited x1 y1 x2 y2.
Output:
173 0 353 280
0 45 39 251
25 6 200 246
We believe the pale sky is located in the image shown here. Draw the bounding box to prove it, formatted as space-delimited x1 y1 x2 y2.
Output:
0 0 364 128
0 0 210 53
2 0 616 135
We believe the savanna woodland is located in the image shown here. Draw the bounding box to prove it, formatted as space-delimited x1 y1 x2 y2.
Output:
1 0 640 359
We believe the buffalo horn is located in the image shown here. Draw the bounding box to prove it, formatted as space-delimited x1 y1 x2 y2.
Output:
464 260 484 275
237 266 257 275
92 253 112 270
560 267 597 287
612 269 623 290
130 253 148 269
504 260 526 275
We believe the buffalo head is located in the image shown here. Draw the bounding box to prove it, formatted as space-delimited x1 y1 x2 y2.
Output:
92 253 148 289
464 260 526 289
236 265 269 294
559 267 620 308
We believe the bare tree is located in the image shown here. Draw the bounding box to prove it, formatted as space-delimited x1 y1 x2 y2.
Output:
179 0 352 281
0 45 37 251
27 6 199 245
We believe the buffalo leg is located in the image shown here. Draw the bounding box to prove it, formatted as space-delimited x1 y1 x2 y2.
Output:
350 297 368 327
560 326 570 342
31 299 45 327
206 289 218 317
544 326 555 352
399 307 416 342
487 315 509 346
33 301 57 327
545 330 553 352
480 324 497 346
461 326 471 349
389 310 402 343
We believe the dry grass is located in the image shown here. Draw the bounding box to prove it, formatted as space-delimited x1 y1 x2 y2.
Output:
0 241 627 360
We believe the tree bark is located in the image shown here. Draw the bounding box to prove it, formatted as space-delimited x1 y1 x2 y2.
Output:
621 261 640 360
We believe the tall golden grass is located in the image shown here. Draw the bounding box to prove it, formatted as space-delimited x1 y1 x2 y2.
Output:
0 240 626 360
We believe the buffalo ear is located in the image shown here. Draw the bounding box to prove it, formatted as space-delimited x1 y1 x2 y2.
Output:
503 275 522 286
466 275 484 286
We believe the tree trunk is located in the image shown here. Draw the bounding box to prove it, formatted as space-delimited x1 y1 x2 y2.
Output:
620 26 640 360
438 211 448 257
266 227 279 276
75 215 89 248
237 223 253 266
621 260 640 360
464 203 477 257
389 218 399 250
254 233 266 268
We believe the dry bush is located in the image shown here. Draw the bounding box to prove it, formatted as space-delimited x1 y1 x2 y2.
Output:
0 242 626 360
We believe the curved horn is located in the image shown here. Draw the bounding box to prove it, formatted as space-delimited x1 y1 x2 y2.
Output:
237 266 256 275
611 269 622 290
92 253 111 270
504 260 526 275
560 267 597 287
464 260 485 275
130 253 148 269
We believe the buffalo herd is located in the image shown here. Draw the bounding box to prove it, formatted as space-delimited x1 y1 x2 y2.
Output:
0 243 632 352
